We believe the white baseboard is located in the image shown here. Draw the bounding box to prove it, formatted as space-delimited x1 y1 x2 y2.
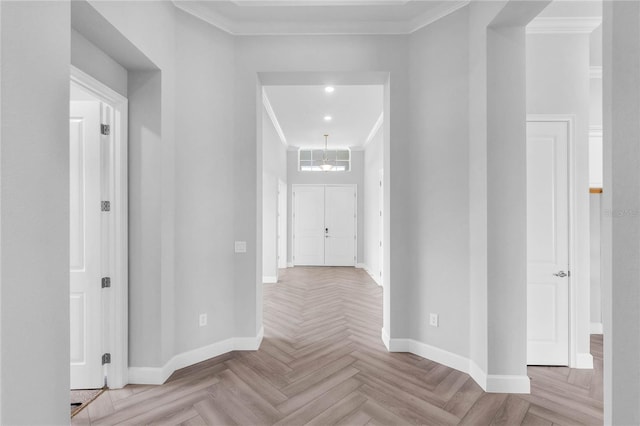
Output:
574 352 594 369
380 328 390 350
359 262 383 287
486 374 531 394
263 276 277 284
287 262 294 268
128 326 264 385
590 322 603 334
385 336 530 394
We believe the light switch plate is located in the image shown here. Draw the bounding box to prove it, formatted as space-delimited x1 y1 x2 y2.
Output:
235 241 247 253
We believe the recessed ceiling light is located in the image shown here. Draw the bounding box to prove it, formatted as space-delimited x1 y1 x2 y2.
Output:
324 86 335 93
324 115 332 121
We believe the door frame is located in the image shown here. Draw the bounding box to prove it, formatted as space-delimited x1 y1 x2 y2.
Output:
291 184 357 266
71 66 129 388
527 114 591 369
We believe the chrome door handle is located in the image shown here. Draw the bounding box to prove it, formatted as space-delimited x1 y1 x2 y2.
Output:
553 271 567 278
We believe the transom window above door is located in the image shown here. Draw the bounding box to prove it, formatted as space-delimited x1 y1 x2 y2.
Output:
299 148 351 172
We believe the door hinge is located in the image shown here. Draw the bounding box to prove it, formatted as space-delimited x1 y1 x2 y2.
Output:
101 124 110 136
102 277 111 288
102 353 111 365
101 201 111 212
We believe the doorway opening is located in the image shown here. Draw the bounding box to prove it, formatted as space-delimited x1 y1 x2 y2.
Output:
69 66 129 393
258 72 390 344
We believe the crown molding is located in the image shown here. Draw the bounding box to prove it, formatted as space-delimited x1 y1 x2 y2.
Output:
363 112 384 149
262 90 288 147
230 0 410 6
173 0 470 35
410 0 469 33
526 17 602 35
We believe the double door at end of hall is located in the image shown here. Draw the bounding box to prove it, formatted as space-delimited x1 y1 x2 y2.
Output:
293 185 356 266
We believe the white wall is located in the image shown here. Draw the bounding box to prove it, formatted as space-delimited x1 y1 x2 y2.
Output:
262 106 287 281
363 125 383 284
0 2 70 423
526 32 592 365
408 7 470 358
286 150 365 265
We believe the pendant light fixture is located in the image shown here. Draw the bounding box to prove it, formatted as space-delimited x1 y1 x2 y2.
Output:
320 134 334 171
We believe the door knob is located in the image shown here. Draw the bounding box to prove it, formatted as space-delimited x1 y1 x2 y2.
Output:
553 271 568 278
325 228 328 233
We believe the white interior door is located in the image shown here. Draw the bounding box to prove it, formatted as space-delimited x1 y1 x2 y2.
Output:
70 101 104 389
526 121 570 366
293 186 325 265
325 185 356 266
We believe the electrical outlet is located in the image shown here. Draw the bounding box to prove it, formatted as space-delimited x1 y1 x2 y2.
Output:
429 313 439 327
234 241 247 253
199 313 207 327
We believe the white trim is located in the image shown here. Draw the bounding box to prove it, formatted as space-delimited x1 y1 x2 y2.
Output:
380 328 390 351
129 327 264 385
70 66 129 389
409 1 469 33
173 0 469 35
590 66 603 80
590 125 603 138
526 17 602 35
263 276 278 283
362 113 383 149
485 374 531 394
359 262 382 286
386 337 530 394
287 262 294 268
262 89 287 147
575 352 594 369
591 322 603 334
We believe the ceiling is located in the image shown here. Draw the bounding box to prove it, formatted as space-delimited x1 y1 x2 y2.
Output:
173 0 470 35
263 85 383 149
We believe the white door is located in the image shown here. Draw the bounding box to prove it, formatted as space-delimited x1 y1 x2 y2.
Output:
325 186 356 266
70 101 104 389
293 186 325 265
293 185 356 266
278 180 287 269
526 121 570 366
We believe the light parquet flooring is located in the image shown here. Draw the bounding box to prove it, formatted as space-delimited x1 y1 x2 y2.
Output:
74 267 603 425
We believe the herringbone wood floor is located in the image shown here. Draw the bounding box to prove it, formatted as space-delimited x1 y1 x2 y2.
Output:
73 267 603 425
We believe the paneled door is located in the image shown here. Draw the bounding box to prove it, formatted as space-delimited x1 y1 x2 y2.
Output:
526 121 570 366
293 185 356 266
293 186 326 265
325 185 357 266
70 101 104 389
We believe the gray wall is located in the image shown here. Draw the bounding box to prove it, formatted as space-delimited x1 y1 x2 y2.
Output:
71 28 128 97
1 2 70 423
408 7 470 357
363 125 383 284
286 150 365 265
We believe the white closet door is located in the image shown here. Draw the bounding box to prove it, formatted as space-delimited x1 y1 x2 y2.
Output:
293 186 325 265
526 121 570 366
325 185 356 266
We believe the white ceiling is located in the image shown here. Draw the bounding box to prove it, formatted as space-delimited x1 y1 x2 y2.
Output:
173 0 470 35
263 85 383 149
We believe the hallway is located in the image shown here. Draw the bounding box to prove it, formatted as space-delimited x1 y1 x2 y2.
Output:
73 267 602 425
